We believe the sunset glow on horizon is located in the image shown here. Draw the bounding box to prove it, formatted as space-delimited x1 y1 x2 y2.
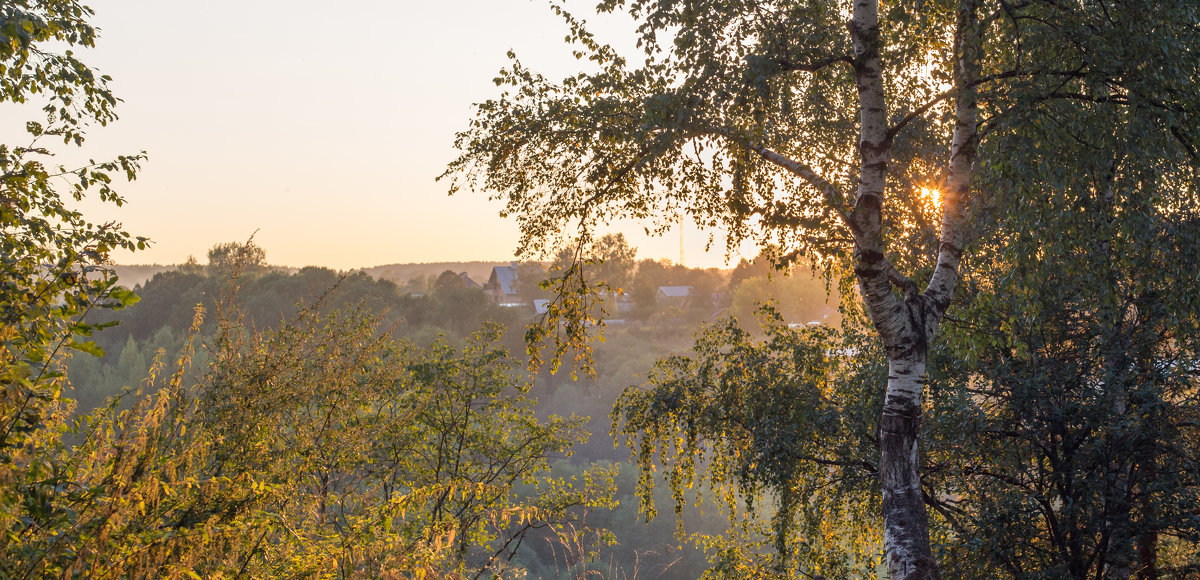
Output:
5 0 747 271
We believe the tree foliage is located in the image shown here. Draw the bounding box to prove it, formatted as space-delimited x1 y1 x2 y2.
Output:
206 240 267 280
446 0 1200 575
923 46 1200 575
2 0 146 550
614 305 884 578
5 275 617 577
192 284 617 577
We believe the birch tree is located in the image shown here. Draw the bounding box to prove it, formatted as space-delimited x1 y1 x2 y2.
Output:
445 1 1200 577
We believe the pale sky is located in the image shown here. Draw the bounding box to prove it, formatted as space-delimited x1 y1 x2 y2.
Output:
26 0 747 270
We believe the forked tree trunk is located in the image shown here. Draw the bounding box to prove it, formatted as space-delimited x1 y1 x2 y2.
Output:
715 1 977 576
845 0 979 577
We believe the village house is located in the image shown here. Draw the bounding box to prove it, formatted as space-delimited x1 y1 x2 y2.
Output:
656 285 693 308
483 263 525 306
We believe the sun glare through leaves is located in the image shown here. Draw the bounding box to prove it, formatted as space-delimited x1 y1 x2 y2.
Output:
918 186 940 211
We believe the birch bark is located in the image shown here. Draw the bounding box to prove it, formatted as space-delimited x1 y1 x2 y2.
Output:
845 1 979 578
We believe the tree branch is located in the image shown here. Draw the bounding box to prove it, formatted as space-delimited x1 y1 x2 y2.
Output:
886 68 1090 142
776 53 854 73
699 128 854 228
749 142 852 221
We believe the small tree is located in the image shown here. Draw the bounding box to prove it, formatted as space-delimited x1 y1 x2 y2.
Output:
1 0 145 540
207 240 267 279
198 285 616 576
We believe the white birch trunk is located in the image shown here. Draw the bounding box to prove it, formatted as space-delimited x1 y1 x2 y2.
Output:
881 357 937 580
845 0 980 577
846 0 941 577
740 3 979 577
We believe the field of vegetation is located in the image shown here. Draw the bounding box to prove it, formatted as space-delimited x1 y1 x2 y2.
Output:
5 0 1200 578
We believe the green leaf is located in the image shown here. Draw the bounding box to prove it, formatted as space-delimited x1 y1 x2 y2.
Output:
68 340 104 357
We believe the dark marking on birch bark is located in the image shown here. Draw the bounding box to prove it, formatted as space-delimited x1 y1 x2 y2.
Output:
906 299 928 353
858 248 885 264
949 139 977 162
847 22 881 65
857 193 882 212
928 292 952 316
937 241 963 259
899 556 940 580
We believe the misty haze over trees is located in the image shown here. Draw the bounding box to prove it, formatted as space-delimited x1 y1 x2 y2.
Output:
4 0 1200 579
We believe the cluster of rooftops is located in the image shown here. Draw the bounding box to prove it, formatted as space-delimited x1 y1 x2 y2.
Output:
453 263 697 315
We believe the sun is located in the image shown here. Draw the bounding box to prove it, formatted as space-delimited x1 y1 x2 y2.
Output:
918 186 941 211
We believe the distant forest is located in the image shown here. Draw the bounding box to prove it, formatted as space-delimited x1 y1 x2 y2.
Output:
112 261 512 290
63 238 836 577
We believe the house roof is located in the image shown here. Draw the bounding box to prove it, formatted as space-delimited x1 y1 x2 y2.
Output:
656 285 693 298
458 272 481 289
488 266 518 295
